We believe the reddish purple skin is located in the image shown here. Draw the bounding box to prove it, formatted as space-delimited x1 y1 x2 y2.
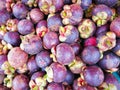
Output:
56 43 75 65
35 50 52 68
95 24 109 37
50 62 67 83
84 37 97 47
110 17 120 37
12 75 29 90
98 52 120 70
0 9 10 26
0 55 7 74
70 4 83 25
81 0 92 10
36 20 47 29
47 14 63 32
71 43 81 55
17 19 34 35
12 3 28 19
95 0 118 7
0 74 5 84
0 85 9 90
0 0 6 11
51 0 64 12
30 8 44 24
60 25 79 44
3 31 21 46
92 4 112 20
81 46 100 65
21 35 43 55
8 47 28 69
27 56 39 73
66 4 83 25
47 83 64 90
36 20 48 37
43 31 59 49
83 66 104 87
112 39 120 56
31 71 44 80
64 70 74 84
105 74 120 90
73 79 96 90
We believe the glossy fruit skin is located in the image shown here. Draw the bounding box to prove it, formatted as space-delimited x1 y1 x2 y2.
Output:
81 46 101 65
83 66 104 87
17 19 34 35
0 55 7 74
43 31 59 49
47 83 64 90
95 0 118 7
0 9 10 26
56 43 75 65
3 31 21 46
31 72 44 81
61 4 83 25
12 3 28 19
64 70 74 84
20 35 43 55
38 0 64 14
72 0 92 10
36 20 48 37
59 25 79 44
104 74 120 90
110 17 120 37
112 39 120 56
47 14 63 32
92 4 112 27
8 47 28 69
49 62 67 83
71 43 81 55
35 50 52 68
81 0 92 10
12 75 29 90
95 24 109 37
84 37 97 47
29 71 45 90
27 56 39 74
30 8 44 24
98 52 120 70
78 19 96 39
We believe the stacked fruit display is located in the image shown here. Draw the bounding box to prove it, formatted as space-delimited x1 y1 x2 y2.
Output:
0 0 120 90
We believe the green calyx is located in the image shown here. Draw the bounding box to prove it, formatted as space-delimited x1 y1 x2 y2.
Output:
104 84 117 90
1 61 15 75
4 74 14 88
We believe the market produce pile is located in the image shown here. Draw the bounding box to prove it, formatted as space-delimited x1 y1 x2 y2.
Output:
0 0 120 90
